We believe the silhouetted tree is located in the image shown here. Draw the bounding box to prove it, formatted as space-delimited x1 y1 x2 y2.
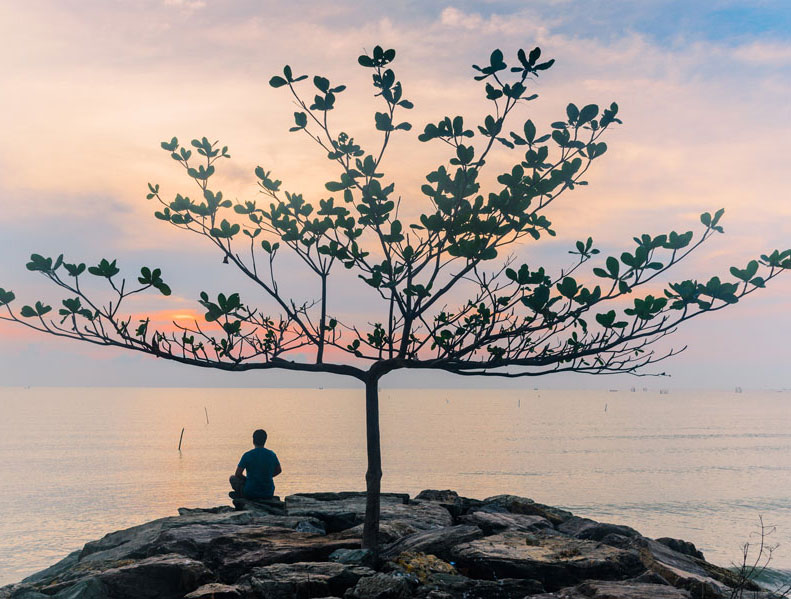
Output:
2 46 789 549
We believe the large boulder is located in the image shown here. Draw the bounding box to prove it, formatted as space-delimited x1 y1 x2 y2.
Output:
415 574 544 598
481 495 574 525
461 511 553 535
185 583 243 598
529 580 693 598
239 561 374 598
557 517 641 542
655 538 705 560
77 508 294 564
95 554 212 599
286 494 452 533
451 531 644 590
209 530 362 581
381 525 484 560
634 538 751 598
344 572 413 599
414 490 484 520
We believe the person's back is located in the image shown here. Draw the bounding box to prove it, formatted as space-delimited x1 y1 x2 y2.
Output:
238 446 279 498
230 429 281 500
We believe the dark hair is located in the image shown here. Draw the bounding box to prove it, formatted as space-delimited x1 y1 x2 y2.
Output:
252 429 267 446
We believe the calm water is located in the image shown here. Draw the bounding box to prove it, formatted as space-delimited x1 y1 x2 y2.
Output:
0 387 790 586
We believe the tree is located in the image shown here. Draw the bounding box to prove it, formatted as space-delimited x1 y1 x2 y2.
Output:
1 45 789 550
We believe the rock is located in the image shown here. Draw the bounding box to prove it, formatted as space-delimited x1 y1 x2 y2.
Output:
209 530 362 581
231 496 286 514
78 508 287 564
178 506 236 516
527 579 695 598
461 511 553 535
185 583 242 598
557 517 641 542
416 574 544 598
50 578 109 599
20 550 81 586
292 492 410 504
88 554 212 599
598 534 633 549
481 495 574 525
297 520 328 534
337 520 424 545
656 538 705 560
381 525 484 561
389 552 458 583
286 495 452 533
414 490 483 520
575 580 693 598
414 490 459 503
634 537 750 598
344 572 413 599
148 522 295 559
240 561 374 598
451 531 644 590
329 549 377 568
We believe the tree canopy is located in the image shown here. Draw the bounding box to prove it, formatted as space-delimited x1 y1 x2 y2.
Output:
1 45 789 548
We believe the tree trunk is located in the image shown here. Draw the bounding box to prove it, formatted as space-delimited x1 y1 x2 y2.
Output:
362 376 382 550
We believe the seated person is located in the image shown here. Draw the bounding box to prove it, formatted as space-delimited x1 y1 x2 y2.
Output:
229 429 282 500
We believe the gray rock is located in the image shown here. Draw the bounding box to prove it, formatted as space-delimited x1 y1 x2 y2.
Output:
461 511 553 535
241 561 374 598
381 525 484 560
656 537 705 560
97 553 212 599
451 531 644 590
414 490 483 520
336 520 424 545
185 583 242 598
231 496 286 514
414 490 459 503
481 495 574 525
210 530 362 581
297 520 328 535
149 523 296 559
557 517 641 542
51 578 109 599
292 492 410 504
286 495 452 533
634 537 748 598
329 549 377 568
78 508 283 564
20 550 81 586
344 572 413 599
576 580 693 598
416 574 544 598
527 579 694 598
178 506 236 516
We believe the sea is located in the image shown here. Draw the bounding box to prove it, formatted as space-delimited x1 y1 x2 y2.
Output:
0 387 790 587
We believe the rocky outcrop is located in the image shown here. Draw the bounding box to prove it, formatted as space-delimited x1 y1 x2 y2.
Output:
451 531 644 589
1 490 771 599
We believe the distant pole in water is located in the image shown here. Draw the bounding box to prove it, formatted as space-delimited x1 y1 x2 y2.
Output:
178 427 185 451
518 399 521 408
604 403 608 412
204 406 209 424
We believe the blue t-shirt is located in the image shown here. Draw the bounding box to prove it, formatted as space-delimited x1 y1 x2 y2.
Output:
238 447 280 498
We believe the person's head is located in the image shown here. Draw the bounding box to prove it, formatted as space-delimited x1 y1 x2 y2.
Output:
252 429 267 447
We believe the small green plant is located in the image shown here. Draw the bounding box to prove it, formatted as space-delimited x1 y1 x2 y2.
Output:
2 45 789 549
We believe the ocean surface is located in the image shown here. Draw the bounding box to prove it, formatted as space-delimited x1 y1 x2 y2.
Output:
0 387 790 586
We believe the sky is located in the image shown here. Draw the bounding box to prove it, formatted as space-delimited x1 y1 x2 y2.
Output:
0 0 789 389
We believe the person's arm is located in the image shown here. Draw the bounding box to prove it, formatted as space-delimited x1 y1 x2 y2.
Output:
235 454 247 478
273 455 282 477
